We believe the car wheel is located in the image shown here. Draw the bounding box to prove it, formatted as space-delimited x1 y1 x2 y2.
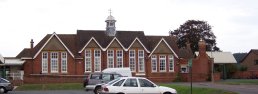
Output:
94 86 101 94
163 92 172 94
0 87 5 93
4 90 8 93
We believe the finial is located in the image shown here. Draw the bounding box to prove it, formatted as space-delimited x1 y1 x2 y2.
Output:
108 9 112 16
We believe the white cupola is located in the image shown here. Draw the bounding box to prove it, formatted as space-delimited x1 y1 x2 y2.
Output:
105 9 116 36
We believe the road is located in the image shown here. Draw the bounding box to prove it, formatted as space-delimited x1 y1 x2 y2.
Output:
7 90 94 94
172 82 258 94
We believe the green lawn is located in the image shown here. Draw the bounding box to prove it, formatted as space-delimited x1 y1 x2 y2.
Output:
218 79 258 85
15 83 84 91
160 84 237 94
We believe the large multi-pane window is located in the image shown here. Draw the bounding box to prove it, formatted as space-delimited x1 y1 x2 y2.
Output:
85 50 91 72
151 55 157 72
159 55 166 72
107 50 114 68
61 52 67 73
94 50 101 72
116 50 123 68
42 52 48 73
129 50 135 72
51 52 58 73
138 50 144 72
169 55 174 72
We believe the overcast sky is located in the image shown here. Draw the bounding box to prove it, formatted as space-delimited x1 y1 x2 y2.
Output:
0 0 257 57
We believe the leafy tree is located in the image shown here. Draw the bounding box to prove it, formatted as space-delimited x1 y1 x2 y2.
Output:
170 20 220 52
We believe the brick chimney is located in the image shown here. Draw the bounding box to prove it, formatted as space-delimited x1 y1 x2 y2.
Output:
198 38 206 55
30 39 34 49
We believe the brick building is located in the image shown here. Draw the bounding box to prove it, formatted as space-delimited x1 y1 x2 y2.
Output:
16 14 214 83
241 49 258 71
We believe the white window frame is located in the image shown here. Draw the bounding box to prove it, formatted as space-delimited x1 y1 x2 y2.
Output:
159 55 166 72
61 52 67 73
85 49 92 72
129 50 136 72
94 50 101 72
138 50 145 72
151 55 157 72
107 50 114 68
116 50 123 68
42 52 48 73
169 55 174 72
51 52 58 73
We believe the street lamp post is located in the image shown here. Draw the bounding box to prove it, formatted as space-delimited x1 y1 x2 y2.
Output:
188 58 193 94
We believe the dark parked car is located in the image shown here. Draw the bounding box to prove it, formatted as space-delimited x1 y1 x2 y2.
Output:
0 77 14 93
83 72 122 94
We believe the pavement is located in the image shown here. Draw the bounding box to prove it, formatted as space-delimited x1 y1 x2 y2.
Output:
172 82 258 94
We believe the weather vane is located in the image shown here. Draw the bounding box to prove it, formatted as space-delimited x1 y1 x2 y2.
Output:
108 9 112 16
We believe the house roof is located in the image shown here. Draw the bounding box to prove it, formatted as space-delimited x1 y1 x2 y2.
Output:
17 30 181 59
2 57 25 66
0 54 4 63
146 36 179 58
233 53 248 63
16 48 31 58
195 52 237 64
241 49 258 63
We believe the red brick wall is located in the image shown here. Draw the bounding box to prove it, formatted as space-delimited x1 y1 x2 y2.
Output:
214 73 221 81
23 60 33 76
23 47 212 83
233 71 258 79
145 55 180 82
241 51 258 71
30 51 77 75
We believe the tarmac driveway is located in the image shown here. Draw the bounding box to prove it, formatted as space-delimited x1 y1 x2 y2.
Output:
172 82 258 94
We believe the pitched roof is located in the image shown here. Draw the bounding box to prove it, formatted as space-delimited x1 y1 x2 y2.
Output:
16 48 31 58
146 36 179 58
241 49 258 63
33 33 75 59
195 52 237 64
233 53 248 63
3 57 25 65
58 34 77 56
77 30 149 52
17 30 181 59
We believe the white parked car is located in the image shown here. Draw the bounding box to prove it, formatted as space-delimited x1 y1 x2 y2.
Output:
100 77 177 94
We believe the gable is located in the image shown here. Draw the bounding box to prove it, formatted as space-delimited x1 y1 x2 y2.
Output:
130 40 144 49
43 36 66 51
86 40 100 48
33 32 75 59
153 41 172 54
108 40 123 48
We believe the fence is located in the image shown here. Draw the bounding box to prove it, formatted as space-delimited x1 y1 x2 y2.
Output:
6 71 24 80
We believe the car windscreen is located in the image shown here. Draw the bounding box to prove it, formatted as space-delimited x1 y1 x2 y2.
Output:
90 74 101 79
107 77 121 85
0 78 9 83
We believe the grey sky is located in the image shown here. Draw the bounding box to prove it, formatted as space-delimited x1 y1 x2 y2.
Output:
0 0 257 57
